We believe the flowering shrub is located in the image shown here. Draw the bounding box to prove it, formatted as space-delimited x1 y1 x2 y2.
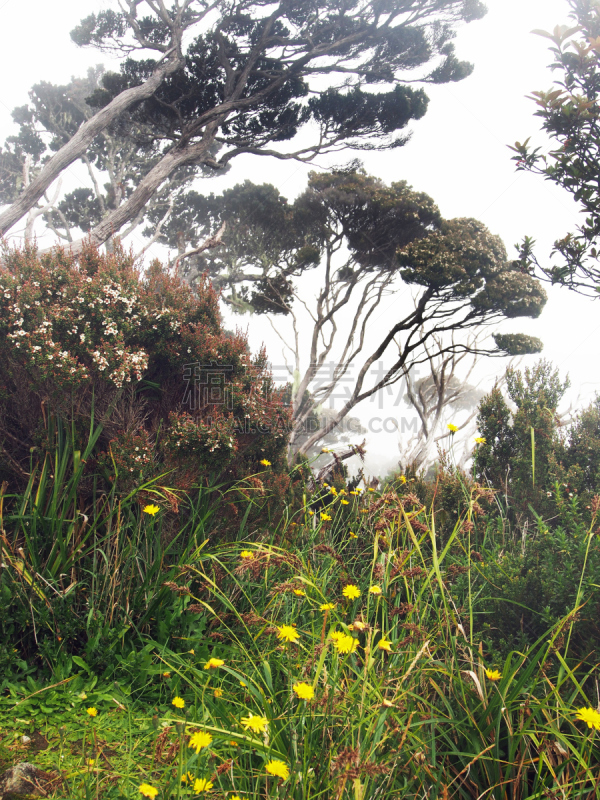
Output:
0 242 290 492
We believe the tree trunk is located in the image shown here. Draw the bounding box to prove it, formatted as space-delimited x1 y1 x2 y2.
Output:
0 50 184 237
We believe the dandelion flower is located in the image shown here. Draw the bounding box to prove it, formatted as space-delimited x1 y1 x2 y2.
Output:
213 688 223 698
485 669 502 682
349 531 357 539
239 680 247 687
172 696 185 709
334 634 359 654
574 706 600 730
342 584 360 600
241 714 269 733
240 550 254 560
368 487 375 492
447 423 459 433
329 630 345 641
399 475 407 484
204 658 225 670
87 759 95 767
265 759 290 781
378 636 392 652
260 459 271 466
474 437 486 444
293 682 314 700
181 772 194 784
320 512 332 521
320 602 336 611
330 487 338 496
193 778 213 793
277 624 300 643
86 707 98 717
230 796 242 800
340 499 349 505
139 784 159 799
293 589 306 596
162 672 171 678
349 490 359 496
369 585 382 595
189 730 213 753
143 504 160 516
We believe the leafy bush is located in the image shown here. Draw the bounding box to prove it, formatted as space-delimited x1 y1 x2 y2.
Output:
0 242 290 494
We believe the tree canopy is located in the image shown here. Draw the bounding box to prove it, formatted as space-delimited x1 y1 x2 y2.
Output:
0 0 486 249
178 170 546 455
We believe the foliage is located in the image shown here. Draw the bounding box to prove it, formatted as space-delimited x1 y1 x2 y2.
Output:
473 361 572 522
0 0 488 248
0 242 290 492
171 170 547 457
511 0 600 294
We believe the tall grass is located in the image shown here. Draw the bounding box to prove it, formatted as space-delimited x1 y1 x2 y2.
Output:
1 457 599 799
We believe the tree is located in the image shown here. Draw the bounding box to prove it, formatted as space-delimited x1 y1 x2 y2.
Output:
511 0 600 295
397 330 487 469
171 170 546 457
0 0 487 250
0 67 209 251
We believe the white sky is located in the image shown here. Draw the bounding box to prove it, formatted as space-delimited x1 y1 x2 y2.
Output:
0 0 597 477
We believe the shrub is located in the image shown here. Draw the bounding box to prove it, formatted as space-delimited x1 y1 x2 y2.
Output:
0 242 291 494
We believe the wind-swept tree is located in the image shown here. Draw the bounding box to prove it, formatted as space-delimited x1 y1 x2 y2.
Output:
0 0 487 249
165 170 547 457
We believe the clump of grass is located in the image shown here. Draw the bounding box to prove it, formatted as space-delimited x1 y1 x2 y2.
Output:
2 487 599 799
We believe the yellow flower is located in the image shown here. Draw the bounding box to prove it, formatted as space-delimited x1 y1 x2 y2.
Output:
213 688 224 698
229 741 239 747
172 696 185 709
349 490 359 496
320 602 336 611
78 691 88 700
360 509 369 514
293 682 314 700
320 512 332 521
277 624 300 643
352 620 367 631
239 680 247 687
139 785 159 799
87 759 95 767
334 634 359 654
308 510 314 516
86 707 98 717
265 759 290 781
193 778 213 793
329 630 345 641
181 772 194 784
574 706 600 730
188 649 195 655
339 489 347 495
143 504 160 516
230 796 242 800
330 486 338 496
293 589 306 596
340 499 349 505
241 714 269 733
189 730 213 753
342 584 360 600
162 672 171 678
485 669 502 682
240 550 254 560
369 585 382 595
447 423 459 433
378 636 392 652
399 475 407 484
474 437 486 444
321 448 330 453
260 459 271 466
349 531 357 538
204 658 225 670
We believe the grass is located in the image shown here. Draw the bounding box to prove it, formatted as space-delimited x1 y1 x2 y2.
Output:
1 474 600 799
